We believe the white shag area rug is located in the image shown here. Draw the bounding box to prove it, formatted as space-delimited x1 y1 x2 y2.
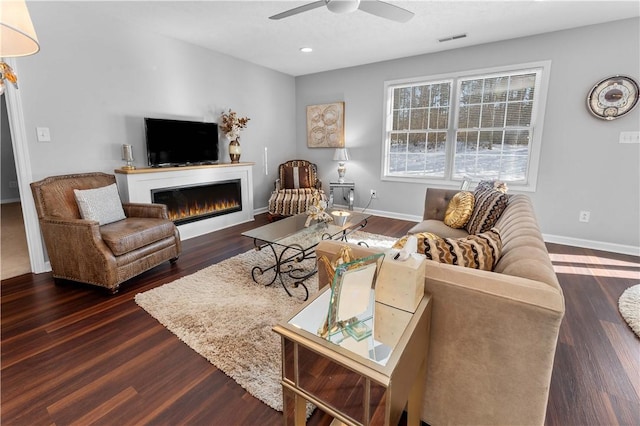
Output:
619 284 640 338
134 231 397 413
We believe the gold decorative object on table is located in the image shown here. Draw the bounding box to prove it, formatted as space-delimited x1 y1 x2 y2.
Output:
220 109 250 163
304 190 332 227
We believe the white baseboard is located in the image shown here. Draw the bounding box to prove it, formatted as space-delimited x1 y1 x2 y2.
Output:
543 234 640 256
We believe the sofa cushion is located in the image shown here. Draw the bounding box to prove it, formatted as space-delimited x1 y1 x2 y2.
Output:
282 165 311 189
408 219 469 239
423 228 502 271
444 191 475 228
100 217 177 256
465 187 509 234
74 183 126 225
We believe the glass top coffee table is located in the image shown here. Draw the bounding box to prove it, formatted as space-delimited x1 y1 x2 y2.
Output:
242 209 371 300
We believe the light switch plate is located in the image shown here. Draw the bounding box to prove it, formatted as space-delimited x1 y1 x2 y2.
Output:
619 131 640 144
36 127 51 142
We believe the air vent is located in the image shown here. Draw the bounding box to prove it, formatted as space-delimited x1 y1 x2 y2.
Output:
438 33 467 43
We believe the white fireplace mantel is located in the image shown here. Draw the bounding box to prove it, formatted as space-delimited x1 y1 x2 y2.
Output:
115 163 255 240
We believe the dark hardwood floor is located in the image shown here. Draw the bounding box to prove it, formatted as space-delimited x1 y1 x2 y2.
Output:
2 214 639 425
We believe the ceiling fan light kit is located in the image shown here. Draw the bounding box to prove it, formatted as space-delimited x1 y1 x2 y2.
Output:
326 0 360 14
269 0 414 23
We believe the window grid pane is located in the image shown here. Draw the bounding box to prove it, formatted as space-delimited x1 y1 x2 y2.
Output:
453 71 536 181
388 81 452 177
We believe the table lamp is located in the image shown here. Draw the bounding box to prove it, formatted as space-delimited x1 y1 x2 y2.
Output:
333 148 350 183
121 144 135 170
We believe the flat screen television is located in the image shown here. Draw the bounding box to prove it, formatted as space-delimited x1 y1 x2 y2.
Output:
145 117 219 167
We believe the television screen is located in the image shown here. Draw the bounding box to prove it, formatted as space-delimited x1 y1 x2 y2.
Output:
145 118 219 167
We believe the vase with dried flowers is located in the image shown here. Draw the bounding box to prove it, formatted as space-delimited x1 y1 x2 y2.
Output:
220 109 250 163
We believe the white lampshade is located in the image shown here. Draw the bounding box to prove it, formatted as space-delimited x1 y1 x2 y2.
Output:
332 148 350 162
0 0 40 57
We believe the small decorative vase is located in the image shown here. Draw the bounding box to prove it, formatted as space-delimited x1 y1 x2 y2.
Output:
229 138 241 163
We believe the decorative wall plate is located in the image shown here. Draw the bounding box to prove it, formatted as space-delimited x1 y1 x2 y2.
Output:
587 75 639 120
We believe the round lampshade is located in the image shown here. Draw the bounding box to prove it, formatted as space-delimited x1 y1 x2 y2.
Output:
0 0 40 57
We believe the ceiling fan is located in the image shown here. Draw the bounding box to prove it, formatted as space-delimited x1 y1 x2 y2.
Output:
269 0 414 23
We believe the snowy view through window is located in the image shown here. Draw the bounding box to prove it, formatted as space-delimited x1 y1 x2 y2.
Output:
387 68 540 183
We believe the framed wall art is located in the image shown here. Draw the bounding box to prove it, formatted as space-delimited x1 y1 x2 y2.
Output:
307 102 345 148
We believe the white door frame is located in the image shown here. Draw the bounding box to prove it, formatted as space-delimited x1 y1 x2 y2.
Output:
4 58 47 273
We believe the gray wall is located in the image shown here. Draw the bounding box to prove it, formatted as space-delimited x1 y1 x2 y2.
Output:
295 18 640 251
16 2 297 211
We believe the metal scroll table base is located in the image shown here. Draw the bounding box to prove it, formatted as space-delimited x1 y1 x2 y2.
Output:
249 221 368 301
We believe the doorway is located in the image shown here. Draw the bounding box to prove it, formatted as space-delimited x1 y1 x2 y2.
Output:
1 93 31 279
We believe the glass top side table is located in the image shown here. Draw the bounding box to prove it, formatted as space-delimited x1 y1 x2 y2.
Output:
329 181 355 211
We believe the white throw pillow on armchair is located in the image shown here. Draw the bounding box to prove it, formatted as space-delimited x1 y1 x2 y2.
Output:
74 183 126 225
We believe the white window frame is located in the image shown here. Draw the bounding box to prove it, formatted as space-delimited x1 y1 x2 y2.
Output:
381 60 552 192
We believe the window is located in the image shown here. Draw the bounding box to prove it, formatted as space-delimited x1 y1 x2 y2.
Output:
383 61 550 191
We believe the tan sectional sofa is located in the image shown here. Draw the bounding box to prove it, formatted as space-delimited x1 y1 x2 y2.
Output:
316 188 565 426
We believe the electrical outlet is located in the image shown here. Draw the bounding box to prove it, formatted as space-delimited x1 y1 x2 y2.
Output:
370 189 377 199
579 210 590 223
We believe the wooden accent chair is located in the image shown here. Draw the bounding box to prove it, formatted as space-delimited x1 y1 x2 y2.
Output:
30 172 181 293
267 159 326 221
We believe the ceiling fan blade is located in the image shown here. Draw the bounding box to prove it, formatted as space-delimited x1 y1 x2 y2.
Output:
269 1 326 20
357 0 414 22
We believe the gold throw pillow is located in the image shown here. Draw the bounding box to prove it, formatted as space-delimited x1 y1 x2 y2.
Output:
444 191 475 228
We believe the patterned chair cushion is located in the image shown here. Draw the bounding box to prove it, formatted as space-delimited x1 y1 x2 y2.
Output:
268 188 327 216
281 165 313 189
444 191 475 229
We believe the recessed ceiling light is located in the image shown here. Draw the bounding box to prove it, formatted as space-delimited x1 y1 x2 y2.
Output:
300 47 313 53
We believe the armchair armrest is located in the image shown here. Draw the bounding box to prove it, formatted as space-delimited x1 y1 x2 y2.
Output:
38 217 119 286
122 203 169 220
274 178 282 191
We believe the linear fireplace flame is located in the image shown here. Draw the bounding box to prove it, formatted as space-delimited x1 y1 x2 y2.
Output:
151 179 242 225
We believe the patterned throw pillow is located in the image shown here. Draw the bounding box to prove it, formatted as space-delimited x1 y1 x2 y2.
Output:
423 228 502 271
465 186 509 234
393 232 441 253
282 166 311 189
74 183 126 225
444 191 475 228
476 179 508 194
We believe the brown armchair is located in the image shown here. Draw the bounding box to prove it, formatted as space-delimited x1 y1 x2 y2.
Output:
30 172 181 293
267 159 326 221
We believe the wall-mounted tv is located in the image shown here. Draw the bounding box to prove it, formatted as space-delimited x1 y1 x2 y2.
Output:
145 117 219 167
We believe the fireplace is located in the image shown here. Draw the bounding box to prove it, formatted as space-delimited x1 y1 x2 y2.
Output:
151 179 242 225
